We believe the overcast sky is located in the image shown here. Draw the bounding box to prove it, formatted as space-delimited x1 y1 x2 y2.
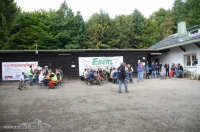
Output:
15 0 174 20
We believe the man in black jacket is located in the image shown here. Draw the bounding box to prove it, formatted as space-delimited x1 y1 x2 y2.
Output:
164 62 169 78
118 62 129 93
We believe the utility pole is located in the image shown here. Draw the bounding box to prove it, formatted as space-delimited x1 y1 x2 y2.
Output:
35 42 38 54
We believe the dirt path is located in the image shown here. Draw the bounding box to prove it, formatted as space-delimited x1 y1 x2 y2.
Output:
0 78 200 132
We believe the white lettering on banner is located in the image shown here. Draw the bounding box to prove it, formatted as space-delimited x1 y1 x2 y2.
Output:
78 56 123 76
2 62 38 81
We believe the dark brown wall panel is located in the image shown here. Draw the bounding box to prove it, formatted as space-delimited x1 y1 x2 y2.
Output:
0 51 147 80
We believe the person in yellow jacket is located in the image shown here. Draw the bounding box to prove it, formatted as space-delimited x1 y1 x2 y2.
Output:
48 70 57 89
27 65 34 86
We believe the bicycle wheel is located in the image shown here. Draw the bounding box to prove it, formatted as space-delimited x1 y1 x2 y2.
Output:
24 81 28 89
19 82 24 89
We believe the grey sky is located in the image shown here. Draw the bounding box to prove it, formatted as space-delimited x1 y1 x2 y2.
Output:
15 0 174 20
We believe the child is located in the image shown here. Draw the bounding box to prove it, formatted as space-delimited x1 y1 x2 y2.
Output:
125 69 130 83
145 65 150 79
18 72 28 90
160 68 166 80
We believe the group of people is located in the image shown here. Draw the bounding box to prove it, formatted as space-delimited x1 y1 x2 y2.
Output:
81 61 184 93
18 65 63 90
144 62 184 80
81 68 105 85
81 62 134 93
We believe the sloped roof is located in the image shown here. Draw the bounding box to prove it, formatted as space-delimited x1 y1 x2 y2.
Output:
149 24 200 50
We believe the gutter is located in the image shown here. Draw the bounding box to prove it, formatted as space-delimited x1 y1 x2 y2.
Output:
0 49 160 53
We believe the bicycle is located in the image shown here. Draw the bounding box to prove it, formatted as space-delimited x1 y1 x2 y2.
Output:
19 79 28 90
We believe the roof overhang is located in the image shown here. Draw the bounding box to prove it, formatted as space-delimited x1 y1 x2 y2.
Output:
0 49 160 54
155 38 200 50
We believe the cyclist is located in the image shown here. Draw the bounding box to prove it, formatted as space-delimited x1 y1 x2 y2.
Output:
18 72 28 90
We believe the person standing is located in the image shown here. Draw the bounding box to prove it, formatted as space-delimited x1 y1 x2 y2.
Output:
156 62 159 77
159 63 163 72
164 62 170 78
127 64 134 83
27 65 34 86
169 63 175 78
35 65 41 85
151 62 157 78
137 62 144 81
145 63 150 79
118 62 129 93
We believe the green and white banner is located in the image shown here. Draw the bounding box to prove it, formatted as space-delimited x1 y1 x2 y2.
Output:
78 56 123 76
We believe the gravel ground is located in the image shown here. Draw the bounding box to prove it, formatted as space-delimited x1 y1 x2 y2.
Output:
0 78 200 132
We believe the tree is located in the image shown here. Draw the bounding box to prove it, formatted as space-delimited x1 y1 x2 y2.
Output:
132 9 145 48
108 14 134 49
85 10 112 49
141 19 160 49
149 8 172 40
161 17 176 38
69 11 86 49
53 0 86 49
0 0 19 49
186 0 200 27
13 10 61 50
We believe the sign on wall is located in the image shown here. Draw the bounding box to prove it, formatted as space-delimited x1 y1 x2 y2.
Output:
2 62 38 81
78 56 123 76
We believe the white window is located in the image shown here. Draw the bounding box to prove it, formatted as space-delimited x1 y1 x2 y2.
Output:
190 30 198 35
189 29 200 36
184 54 196 67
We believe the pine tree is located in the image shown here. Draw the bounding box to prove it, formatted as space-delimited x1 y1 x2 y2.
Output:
0 0 19 49
132 9 145 48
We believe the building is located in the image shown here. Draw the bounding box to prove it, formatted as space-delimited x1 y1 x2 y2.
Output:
149 21 200 75
0 49 163 80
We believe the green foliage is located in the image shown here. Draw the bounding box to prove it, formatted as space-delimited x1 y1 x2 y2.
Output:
108 14 134 49
0 0 19 49
141 19 160 48
85 10 112 49
14 11 61 50
132 9 145 48
149 8 172 40
186 0 200 28
0 0 199 50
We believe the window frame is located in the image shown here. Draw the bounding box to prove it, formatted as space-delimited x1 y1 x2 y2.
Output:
184 53 197 68
189 29 200 36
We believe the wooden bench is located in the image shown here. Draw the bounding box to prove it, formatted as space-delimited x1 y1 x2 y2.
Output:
57 77 62 86
38 81 44 89
108 76 113 82
57 79 62 86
